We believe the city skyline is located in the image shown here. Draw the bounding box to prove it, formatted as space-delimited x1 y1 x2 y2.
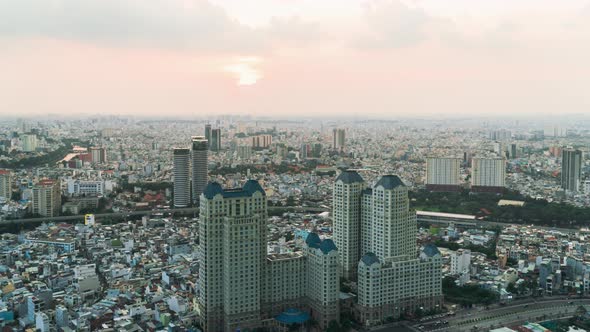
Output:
2 0 590 117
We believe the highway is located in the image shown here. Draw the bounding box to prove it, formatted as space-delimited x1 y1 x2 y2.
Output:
0 206 330 225
412 298 590 331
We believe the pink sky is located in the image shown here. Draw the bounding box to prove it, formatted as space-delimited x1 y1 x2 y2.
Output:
1 0 589 118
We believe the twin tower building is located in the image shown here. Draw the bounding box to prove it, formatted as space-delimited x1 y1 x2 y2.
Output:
196 170 442 331
173 136 208 208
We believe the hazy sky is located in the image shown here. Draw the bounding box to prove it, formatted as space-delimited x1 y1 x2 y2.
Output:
1 0 590 118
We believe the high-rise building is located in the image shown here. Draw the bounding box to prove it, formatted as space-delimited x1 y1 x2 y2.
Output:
471 157 506 193
333 170 364 280
561 148 583 192
210 128 221 152
173 148 190 208
236 145 252 159
31 180 61 217
198 181 339 332
355 175 442 325
21 134 37 152
333 128 345 151
204 124 212 149
191 136 208 206
0 169 12 200
425 157 461 192
510 143 518 159
89 147 107 164
251 134 272 148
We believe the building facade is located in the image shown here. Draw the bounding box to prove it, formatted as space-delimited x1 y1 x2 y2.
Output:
0 169 12 200
210 129 221 152
31 180 61 217
333 128 345 151
172 148 190 208
471 157 506 193
191 136 208 206
425 157 461 192
333 170 364 280
562 148 583 192
197 181 339 332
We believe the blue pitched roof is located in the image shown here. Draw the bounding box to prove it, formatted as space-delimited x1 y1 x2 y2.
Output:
319 239 337 254
422 243 441 257
336 170 364 184
305 232 321 249
202 180 265 199
360 252 380 266
375 175 405 190
275 308 310 325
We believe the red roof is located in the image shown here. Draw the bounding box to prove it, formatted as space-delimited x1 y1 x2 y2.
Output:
0 170 10 175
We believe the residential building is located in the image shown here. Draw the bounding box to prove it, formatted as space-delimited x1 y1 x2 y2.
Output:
425 157 461 192
471 157 506 193
191 136 208 206
450 249 471 275
31 180 61 217
333 128 345 151
333 170 364 280
0 169 12 200
562 148 583 192
173 148 190 208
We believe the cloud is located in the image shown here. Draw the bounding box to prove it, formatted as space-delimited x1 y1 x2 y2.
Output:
0 0 318 53
358 0 455 48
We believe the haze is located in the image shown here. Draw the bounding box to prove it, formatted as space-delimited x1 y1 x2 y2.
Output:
1 0 590 118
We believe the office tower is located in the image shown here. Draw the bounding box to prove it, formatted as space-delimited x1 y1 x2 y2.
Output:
333 170 364 280
0 170 12 200
204 124 212 148
356 175 442 325
425 157 461 192
300 143 311 159
198 181 339 332
251 135 272 148
21 134 37 152
333 128 345 151
510 143 518 159
89 147 107 164
312 143 322 158
198 180 268 331
471 157 506 193
210 128 221 152
191 136 208 206
31 180 61 217
173 148 190 208
562 148 583 192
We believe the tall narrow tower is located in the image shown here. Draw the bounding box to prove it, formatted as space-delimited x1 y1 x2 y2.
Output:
332 170 364 280
198 180 267 332
204 124 212 149
562 148 582 192
173 148 190 208
191 136 208 206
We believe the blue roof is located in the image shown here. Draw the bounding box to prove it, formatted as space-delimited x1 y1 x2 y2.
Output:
305 232 321 249
336 170 364 184
202 180 265 199
375 175 405 190
275 308 310 324
360 252 380 266
422 243 441 257
319 239 337 254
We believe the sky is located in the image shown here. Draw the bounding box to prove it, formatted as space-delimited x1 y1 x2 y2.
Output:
1 0 590 118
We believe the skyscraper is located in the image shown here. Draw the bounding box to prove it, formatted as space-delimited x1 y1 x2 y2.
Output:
191 136 208 206
471 157 506 193
333 170 364 280
89 147 107 164
355 175 443 325
425 157 461 192
333 128 345 151
204 124 212 149
211 128 221 152
31 180 61 217
198 181 339 332
0 170 12 200
562 148 583 192
173 148 190 208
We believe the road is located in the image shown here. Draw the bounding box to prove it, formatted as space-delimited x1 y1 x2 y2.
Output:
413 299 590 331
0 206 330 225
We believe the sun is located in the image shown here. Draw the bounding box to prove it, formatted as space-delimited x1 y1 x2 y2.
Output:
223 57 263 86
